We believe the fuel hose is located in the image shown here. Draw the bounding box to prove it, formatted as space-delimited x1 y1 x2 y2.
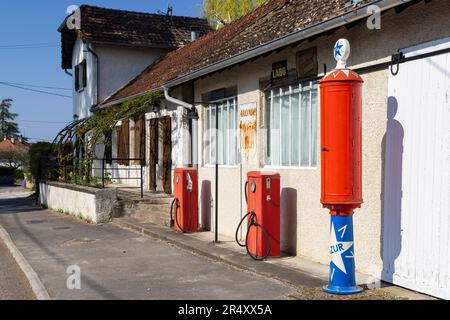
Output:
235 181 271 261
170 195 193 233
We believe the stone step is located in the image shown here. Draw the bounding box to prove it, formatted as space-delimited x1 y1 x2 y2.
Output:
134 210 172 227
117 190 173 199
135 203 172 214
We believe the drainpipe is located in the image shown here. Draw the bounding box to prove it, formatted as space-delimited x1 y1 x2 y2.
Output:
64 69 73 77
163 86 198 167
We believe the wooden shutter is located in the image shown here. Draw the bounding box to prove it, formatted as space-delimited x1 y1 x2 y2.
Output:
116 125 122 164
149 118 158 191
139 116 146 161
160 116 172 194
121 119 130 166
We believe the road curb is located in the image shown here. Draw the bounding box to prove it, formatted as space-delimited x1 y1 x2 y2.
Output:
0 224 51 300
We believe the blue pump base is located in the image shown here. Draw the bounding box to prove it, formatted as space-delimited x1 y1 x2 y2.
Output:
323 284 363 295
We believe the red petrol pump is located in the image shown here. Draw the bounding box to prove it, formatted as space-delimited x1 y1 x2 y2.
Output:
235 171 280 260
320 39 363 294
170 168 199 233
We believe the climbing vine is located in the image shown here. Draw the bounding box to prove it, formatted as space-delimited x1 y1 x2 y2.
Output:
77 90 163 157
54 90 163 186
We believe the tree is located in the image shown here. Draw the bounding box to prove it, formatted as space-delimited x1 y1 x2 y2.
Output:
0 99 19 140
0 148 29 169
202 0 267 29
29 142 56 181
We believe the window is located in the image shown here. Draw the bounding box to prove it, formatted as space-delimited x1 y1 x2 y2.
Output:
204 98 239 165
74 59 87 92
266 82 318 167
104 131 112 164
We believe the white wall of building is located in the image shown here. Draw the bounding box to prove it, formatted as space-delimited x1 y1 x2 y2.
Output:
71 39 167 120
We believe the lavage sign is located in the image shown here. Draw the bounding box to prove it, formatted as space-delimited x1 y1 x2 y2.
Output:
178 304 273 317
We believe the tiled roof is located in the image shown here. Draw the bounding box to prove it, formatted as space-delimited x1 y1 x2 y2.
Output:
101 0 375 105
59 5 211 69
0 138 30 152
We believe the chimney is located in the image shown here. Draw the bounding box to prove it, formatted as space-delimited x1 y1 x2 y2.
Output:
191 31 199 42
11 137 15 144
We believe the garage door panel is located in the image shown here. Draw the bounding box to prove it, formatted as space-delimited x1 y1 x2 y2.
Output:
383 44 450 299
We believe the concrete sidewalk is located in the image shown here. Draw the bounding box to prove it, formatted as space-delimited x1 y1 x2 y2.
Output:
113 216 433 300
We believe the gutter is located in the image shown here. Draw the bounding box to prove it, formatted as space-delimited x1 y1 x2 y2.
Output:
96 0 410 110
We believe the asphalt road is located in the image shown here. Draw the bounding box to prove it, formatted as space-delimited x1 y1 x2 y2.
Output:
0 186 296 300
0 230 35 300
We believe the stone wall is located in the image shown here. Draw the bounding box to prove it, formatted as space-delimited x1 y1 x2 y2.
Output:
39 181 117 224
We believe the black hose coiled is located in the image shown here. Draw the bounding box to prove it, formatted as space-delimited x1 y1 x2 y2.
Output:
235 210 271 261
170 196 193 233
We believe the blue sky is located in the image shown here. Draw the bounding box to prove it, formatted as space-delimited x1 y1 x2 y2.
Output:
0 1 203 143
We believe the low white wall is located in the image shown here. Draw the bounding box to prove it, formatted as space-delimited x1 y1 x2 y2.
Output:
39 181 117 224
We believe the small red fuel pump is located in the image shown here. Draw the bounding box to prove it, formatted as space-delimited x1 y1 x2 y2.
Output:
235 171 280 260
171 168 198 233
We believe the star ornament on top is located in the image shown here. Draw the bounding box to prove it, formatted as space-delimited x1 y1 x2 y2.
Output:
334 41 344 58
329 222 353 275
333 38 351 69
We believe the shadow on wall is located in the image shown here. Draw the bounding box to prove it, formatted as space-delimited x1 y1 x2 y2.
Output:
201 180 212 231
280 187 297 256
380 96 404 283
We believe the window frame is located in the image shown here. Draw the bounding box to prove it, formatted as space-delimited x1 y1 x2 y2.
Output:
265 81 319 169
204 96 240 166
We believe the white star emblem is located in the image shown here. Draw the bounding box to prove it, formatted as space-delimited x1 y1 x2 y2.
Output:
330 223 353 275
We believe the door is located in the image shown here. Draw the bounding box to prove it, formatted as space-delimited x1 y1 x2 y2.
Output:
160 116 172 194
383 38 450 298
149 118 158 192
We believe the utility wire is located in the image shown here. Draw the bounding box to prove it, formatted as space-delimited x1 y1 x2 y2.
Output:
0 42 58 47
0 81 71 91
0 42 59 50
0 82 72 98
16 119 70 124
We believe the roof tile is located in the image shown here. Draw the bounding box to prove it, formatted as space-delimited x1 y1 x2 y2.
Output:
102 0 374 105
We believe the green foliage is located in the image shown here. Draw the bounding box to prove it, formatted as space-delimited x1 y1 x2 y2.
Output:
0 99 20 139
0 166 15 176
14 168 24 180
76 90 163 158
202 0 267 28
29 142 54 181
51 91 163 188
0 148 29 169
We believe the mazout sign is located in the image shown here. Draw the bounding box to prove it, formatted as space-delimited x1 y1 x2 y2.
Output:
239 102 257 153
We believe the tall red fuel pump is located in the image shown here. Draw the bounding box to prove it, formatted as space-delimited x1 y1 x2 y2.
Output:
320 39 363 294
171 168 198 233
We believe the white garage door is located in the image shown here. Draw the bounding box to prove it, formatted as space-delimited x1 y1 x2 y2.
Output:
383 38 450 299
